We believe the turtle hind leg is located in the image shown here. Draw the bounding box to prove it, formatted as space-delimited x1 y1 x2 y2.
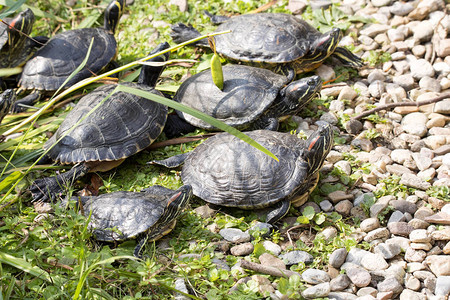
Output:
251 116 279 131
163 114 198 139
149 152 190 168
11 91 41 112
30 163 90 202
203 10 230 25
133 235 149 259
332 47 364 68
170 23 208 47
266 198 291 224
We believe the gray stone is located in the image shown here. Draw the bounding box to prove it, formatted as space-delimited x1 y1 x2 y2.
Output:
335 200 353 216
377 277 403 295
425 255 450 276
386 164 414 176
351 138 373 152
301 268 330 284
419 76 442 93
391 149 413 164
408 218 430 229
329 248 348 269
387 28 405 42
390 200 417 215
388 222 414 237
279 250 314 265
399 173 432 190
393 74 415 90
388 210 406 223
301 282 330 299
405 247 427 263
410 59 435 79
368 80 385 98
259 253 286 270
330 274 351 292
390 1 414 15
399 289 427 300
409 229 431 243
374 243 402 259
360 218 380 232
345 248 372 266
360 24 390 38
405 276 421 291
174 278 190 300
345 264 372 287
371 0 392 7
262 240 282 256
230 242 254 256
327 292 358 300
212 258 230 271
246 222 273 239
219 228 251 243
319 200 333 212
413 20 434 42
414 206 435 220
435 276 450 296
434 99 450 114
344 119 363 134
361 253 389 271
364 227 390 242
355 192 376 208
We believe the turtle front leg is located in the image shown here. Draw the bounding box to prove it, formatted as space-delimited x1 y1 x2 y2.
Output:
332 47 364 68
11 91 41 112
170 23 208 47
133 235 149 258
203 10 231 25
266 198 291 224
30 163 90 202
251 116 279 131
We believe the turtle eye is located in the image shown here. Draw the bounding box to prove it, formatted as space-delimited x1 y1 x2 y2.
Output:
307 78 316 86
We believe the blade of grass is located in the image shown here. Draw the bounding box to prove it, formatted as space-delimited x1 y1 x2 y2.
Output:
116 85 279 161
0 251 52 283
0 0 26 19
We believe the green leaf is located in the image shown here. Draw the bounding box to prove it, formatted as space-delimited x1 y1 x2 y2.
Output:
208 268 219 282
115 85 279 161
314 213 326 225
253 242 266 258
302 206 316 220
296 215 310 225
289 274 301 287
0 171 22 192
0 251 52 283
0 0 26 19
277 277 289 294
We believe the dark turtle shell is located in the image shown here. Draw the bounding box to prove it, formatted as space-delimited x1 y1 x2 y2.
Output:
181 127 332 209
19 28 116 91
175 65 288 129
45 82 167 164
214 13 320 64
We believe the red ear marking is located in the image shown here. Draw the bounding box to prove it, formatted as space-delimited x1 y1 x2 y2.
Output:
168 191 182 206
308 136 320 151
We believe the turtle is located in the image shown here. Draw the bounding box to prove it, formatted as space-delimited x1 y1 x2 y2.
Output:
30 42 171 202
0 89 15 124
152 121 333 224
171 12 363 80
0 9 48 90
13 0 125 111
164 64 322 138
70 184 192 258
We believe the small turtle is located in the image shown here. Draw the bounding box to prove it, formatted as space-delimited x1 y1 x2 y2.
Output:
0 89 15 124
171 12 362 80
164 65 322 138
14 0 125 111
30 42 170 202
153 122 333 224
71 185 192 257
0 9 47 89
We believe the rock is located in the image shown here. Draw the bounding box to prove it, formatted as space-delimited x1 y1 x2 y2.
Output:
368 80 385 98
319 200 333 212
390 1 414 15
391 149 413 164
425 212 450 225
430 228 450 241
212 258 230 271
434 99 450 114
301 282 330 299
335 200 353 216
413 20 434 42
388 222 414 237
399 289 427 300
435 276 450 296
386 164 414 176
410 242 432 251
360 218 380 232
409 229 431 243
219 228 251 243
364 228 390 242
174 278 190 300
169 0 188 12
287 0 307 14
327 292 358 300
390 200 417 215
262 240 282 256
374 243 401 259
337 86 357 101
250 275 275 294
415 207 435 220
361 253 389 271
399 173 432 190
330 274 351 292
410 59 435 79
329 248 348 269
419 76 441 93
230 242 254 256
393 74 415 90
377 277 403 295
344 119 363 134
408 218 430 229
425 255 450 276
357 287 377 297
405 276 421 291
328 190 354 203
301 268 331 284
345 264 372 288
279 250 314 265
259 253 286 270
319 226 338 241
246 222 273 239
405 248 427 263
360 24 390 37
388 210 406 223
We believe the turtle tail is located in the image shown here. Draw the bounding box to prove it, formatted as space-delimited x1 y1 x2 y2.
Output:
170 23 209 47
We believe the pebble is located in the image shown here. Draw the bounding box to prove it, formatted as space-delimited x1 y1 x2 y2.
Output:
409 229 431 243
301 269 331 284
410 59 435 79
364 227 390 242
390 200 417 215
330 274 351 292
374 243 401 259
388 222 414 237
361 253 389 271
425 255 450 276
345 264 372 287
377 277 404 295
301 282 331 299
219 228 251 243
360 218 380 232
435 276 450 296
335 200 353 216
329 248 348 269
259 253 286 270
262 240 282 256
279 250 314 265
405 248 427 263
230 242 254 256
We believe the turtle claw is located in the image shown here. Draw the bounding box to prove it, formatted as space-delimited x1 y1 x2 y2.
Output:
29 177 63 202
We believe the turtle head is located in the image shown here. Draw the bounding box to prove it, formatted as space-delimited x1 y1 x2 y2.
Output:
138 42 171 87
302 121 333 175
7 9 35 46
297 28 342 72
104 0 125 34
279 75 322 114
161 185 192 224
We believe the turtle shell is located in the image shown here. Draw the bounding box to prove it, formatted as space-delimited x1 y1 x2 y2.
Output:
214 13 320 63
175 65 288 129
19 28 116 91
181 130 313 209
45 82 167 164
81 191 172 241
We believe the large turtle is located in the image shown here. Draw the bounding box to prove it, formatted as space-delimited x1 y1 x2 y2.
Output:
171 12 363 80
164 65 322 138
71 185 192 257
153 122 333 224
14 0 125 111
0 9 47 89
30 42 170 202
